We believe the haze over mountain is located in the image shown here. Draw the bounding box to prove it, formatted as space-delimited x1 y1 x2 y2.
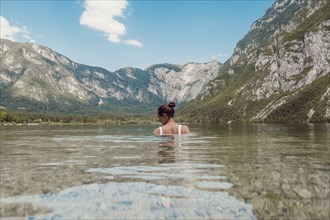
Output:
1 0 329 123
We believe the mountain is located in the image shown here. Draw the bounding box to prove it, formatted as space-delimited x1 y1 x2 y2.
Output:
0 39 221 114
146 61 220 104
179 0 330 123
1 0 328 122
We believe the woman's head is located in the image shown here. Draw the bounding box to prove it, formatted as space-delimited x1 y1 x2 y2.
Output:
157 101 176 124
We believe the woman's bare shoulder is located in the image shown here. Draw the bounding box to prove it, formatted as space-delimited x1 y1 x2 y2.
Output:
181 125 190 134
153 127 160 135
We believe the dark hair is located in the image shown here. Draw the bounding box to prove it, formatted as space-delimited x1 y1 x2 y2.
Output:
158 101 176 118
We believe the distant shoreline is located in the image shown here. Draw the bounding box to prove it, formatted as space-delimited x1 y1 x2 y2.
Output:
0 110 158 126
1 110 328 125
1 121 160 126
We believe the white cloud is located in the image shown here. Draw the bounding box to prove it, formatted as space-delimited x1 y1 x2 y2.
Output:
80 0 143 47
0 16 33 42
124 39 143 48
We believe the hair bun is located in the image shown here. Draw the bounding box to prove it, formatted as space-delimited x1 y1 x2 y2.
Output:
168 101 176 108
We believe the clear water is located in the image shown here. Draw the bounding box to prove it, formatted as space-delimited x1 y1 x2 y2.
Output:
0 123 329 219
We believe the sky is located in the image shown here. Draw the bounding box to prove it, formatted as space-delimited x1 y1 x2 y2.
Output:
1 0 275 72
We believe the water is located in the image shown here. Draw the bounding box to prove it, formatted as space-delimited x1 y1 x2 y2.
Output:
0 123 329 219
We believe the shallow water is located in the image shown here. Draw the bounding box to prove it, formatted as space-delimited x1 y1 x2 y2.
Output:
0 123 329 219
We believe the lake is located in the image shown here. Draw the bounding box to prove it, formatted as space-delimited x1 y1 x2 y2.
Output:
0 123 329 219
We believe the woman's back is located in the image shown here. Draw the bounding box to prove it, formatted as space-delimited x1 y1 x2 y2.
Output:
156 123 190 135
153 101 190 136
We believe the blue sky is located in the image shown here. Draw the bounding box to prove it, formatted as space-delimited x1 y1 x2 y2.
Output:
1 0 275 71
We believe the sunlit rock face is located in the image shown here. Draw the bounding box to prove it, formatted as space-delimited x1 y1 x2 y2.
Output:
180 0 330 123
0 40 96 106
242 19 330 102
147 60 221 103
227 0 329 102
0 39 221 113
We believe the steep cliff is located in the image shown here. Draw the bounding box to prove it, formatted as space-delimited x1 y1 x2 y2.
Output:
180 0 330 123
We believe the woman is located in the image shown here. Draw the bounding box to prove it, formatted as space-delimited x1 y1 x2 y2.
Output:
153 101 190 135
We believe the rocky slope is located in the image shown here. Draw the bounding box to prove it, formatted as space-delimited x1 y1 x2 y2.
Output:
0 39 221 114
1 0 328 122
180 0 330 123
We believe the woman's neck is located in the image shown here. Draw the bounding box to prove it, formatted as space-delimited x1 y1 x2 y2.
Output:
164 117 176 126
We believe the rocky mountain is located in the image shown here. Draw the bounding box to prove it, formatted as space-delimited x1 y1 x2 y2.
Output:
0 39 221 114
180 0 330 123
1 0 328 122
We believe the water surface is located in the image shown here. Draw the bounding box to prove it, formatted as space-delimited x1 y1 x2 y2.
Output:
0 123 329 219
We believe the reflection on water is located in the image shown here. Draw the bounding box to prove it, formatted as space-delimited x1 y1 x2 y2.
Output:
0 124 329 219
158 136 176 164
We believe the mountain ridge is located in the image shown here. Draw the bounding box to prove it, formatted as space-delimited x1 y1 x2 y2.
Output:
0 39 221 114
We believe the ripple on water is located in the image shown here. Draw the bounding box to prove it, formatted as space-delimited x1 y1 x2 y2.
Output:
87 164 231 190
